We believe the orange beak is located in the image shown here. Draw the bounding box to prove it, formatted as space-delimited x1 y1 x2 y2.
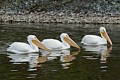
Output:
64 35 80 49
32 37 51 52
101 31 112 46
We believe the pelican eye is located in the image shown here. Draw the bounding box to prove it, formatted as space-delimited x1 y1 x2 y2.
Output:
66 34 69 37
101 29 106 32
34 37 37 40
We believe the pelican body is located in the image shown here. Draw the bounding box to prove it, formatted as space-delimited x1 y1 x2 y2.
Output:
42 33 80 50
7 35 50 54
81 27 112 45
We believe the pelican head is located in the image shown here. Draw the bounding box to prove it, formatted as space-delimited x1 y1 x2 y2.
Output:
60 33 80 49
100 27 112 45
28 35 50 51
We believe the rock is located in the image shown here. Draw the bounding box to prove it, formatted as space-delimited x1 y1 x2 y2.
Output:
0 12 120 23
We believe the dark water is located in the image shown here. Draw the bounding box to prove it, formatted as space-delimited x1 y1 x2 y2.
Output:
0 22 120 80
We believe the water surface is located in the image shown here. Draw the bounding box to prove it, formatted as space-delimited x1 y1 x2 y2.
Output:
0 22 120 80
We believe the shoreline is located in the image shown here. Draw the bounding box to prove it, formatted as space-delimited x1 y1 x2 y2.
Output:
0 12 120 24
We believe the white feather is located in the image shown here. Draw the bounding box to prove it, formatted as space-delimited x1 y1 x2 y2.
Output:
81 27 112 45
81 35 104 45
7 35 39 54
7 42 29 52
41 33 77 50
42 39 63 50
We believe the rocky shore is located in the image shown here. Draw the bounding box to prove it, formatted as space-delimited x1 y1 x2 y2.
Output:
0 12 120 24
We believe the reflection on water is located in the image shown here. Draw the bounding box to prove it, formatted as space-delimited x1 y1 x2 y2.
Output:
7 49 80 70
100 46 112 72
0 23 120 80
82 45 107 52
100 46 112 61
82 45 112 72
40 50 80 69
82 45 112 61
8 53 39 69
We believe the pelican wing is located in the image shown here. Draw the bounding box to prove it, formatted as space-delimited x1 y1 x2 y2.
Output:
42 39 63 50
7 42 29 53
81 35 103 45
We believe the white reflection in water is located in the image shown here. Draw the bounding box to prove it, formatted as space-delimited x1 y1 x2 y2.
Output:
39 49 80 69
100 46 112 62
7 49 80 70
83 45 112 72
83 45 107 52
83 45 112 61
7 53 39 68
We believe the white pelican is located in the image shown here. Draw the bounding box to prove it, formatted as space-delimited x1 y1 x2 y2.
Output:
7 35 50 54
41 33 80 50
81 27 112 45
